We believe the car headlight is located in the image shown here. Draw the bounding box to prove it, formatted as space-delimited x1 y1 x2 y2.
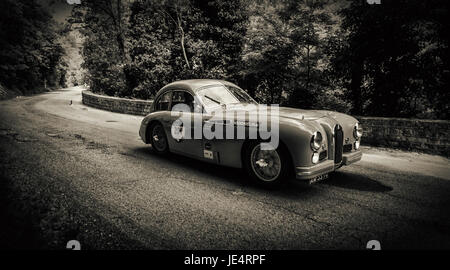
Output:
310 131 323 152
312 152 320 164
353 123 363 139
354 140 360 150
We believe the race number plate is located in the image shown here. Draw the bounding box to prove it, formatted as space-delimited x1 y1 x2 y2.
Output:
309 173 329 184
203 149 214 160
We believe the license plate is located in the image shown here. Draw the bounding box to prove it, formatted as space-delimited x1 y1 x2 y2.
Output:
309 173 329 184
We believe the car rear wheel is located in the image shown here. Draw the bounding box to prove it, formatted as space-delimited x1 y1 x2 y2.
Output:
150 122 169 154
244 141 290 188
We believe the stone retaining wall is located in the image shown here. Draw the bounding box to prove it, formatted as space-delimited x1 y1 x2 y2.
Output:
356 116 449 156
82 90 153 116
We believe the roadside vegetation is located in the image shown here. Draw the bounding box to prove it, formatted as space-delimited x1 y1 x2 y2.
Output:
0 0 448 119
0 0 67 97
71 0 449 119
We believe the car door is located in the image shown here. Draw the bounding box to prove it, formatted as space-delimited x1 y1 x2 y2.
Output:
168 90 203 158
153 90 173 137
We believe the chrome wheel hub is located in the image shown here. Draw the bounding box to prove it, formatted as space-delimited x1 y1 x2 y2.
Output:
255 159 269 168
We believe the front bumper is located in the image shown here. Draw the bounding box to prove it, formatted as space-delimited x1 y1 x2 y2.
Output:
342 149 362 165
295 150 362 180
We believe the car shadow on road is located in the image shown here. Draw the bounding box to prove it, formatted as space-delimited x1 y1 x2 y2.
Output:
131 146 248 185
322 171 393 193
133 147 394 196
131 146 326 198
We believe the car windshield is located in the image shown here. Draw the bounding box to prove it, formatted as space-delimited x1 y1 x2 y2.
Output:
197 84 257 110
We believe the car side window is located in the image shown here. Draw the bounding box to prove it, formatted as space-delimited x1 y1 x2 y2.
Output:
155 91 172 111
171 91 201 113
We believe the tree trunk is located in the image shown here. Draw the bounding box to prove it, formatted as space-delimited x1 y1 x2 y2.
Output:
306 45 310 92
116 0 126 61
177 15 190 69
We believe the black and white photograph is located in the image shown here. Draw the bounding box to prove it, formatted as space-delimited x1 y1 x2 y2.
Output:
0 0 449 257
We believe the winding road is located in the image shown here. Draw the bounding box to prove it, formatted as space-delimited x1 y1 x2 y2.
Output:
1 87 449 249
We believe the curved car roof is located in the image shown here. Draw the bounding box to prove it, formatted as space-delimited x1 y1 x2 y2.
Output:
159 79 240 94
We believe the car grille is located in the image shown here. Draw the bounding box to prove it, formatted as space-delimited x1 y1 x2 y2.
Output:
319 150 327 161
343 144 353 153
334 125 343 164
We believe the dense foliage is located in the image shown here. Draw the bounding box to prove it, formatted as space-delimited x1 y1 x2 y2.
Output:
125 0 248 99
61 0 450 119
331 0 449 119
240 0 350 113
0 0 66 94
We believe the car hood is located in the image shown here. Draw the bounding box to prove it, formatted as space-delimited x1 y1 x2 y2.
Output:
278 107 327 120
218 104 345 121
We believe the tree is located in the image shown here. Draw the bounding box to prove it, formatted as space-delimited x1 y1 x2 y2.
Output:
70 0 130 96
335 0 449 119
192 0 249 81
241 0 337 108
0 0 66 93
240 1 294 104
126 0 181 98
280 0 334 108
126 0 249 99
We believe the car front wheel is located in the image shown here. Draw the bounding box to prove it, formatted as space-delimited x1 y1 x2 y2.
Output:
244 141 290 188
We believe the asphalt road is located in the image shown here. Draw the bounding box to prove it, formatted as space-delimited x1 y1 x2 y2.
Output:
1 87 449 250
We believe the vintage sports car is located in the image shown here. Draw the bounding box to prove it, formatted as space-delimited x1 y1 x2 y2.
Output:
139 79 363 188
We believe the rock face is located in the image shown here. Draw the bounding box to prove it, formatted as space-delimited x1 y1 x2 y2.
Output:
82 90 153 116
82 90 449 156
357 116 450 156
